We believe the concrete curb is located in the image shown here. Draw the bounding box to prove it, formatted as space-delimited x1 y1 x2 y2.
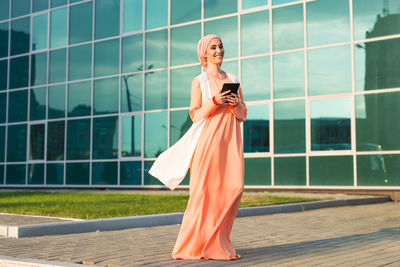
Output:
0 255 84 267
6 196 390 238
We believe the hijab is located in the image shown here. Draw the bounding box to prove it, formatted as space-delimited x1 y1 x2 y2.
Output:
197 34 221 68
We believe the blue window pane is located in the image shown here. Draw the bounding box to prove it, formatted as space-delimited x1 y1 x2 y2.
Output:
171 24 201 66
94 77 119 115
0 165 3 184
144 160 163 185
49 48 66 84
272 4 303 52
68 81 91 117
146 0 168 30
28 164 44 184
32 13 48 50
123 0 142 33
47 120 65 161
357 154 400 186
30 87 46 121
67 119 91 160
273 51 305 99
223 60 238 75
46 163 64 184
92 116 118 159
170 110 191 146
11 0 30 18
244 104 269 153
33 0 48 12
6 164 26 184
204 0 237 19
0 60 7 90
69 1 93 44
144 112 167 158
120 161 141 185
0 126 4 162
306 0 350 47
204 16 238 59
50 7 68 48
241 11 269 56
241 56 270 101
122 115 142 157
0 22 9 58
171 0 201 25
30 124 45 160
353 0 400 41
11 17 30 56
273 0 298 5
7 124 27 162
275 157 306 186
244 158 271 185
0 93 5 123
243 0 267 10
92 162 118 185
308 45 352 96
66 162 89 185
51 0 67 8
68 44 92 81
0 0 9 21
310 156 353 186
170 66 200 108
145 70 167 110
48 84 65 119
94 38 119 77
95 0 120 39
8 90 27 122
274 100 305 153
311 97 351 151
122 34 143 73
10 56 29 89
145 30 168 70
121 73 143 113
31 52 48 86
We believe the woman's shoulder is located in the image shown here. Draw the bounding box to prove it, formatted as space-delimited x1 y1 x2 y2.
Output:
225 72 240 83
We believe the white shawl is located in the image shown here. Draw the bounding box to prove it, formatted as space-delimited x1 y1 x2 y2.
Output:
148 72 239 190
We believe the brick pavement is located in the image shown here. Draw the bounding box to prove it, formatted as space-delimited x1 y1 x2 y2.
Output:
0 202 399 266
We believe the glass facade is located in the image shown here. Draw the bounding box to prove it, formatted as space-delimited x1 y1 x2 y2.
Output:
0 0 399 189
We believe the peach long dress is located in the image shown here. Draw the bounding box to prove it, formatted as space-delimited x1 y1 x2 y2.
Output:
172 71 247 260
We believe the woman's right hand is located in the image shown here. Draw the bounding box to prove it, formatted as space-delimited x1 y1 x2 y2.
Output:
213 90 231 105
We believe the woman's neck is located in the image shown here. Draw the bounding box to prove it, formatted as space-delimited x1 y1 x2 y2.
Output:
205 64 225 78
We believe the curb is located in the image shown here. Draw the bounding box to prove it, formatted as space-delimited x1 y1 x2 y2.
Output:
5 196 390 238
0 255 84 267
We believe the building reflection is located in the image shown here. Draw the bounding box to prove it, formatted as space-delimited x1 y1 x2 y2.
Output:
358 6 400 184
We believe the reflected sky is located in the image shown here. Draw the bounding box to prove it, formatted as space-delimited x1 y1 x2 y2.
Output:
146 0 168 30
145 111 167 158
241 56 270 101
32 13 47 50
306 0 350 47
94 77 119 115
241 11 269 57
69 44 92 81
205 16 238 59
145 30 168 70
171 0 200 25
171 23 200 66
170 110 191 146
272 4 303 51
145 70 167 110
353 0 400 40
123 0 142 33
50 7 67 48
122 73 143 113
48 84 65 119
122 34 143 73
94 39 119 77
273 51 304 99
171 66 200 108
311 97 351 119
122 115 142 157
242 0 267 10
308 45 351 96
204 0 237 19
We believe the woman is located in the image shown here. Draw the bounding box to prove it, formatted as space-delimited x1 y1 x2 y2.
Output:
171 34 247 260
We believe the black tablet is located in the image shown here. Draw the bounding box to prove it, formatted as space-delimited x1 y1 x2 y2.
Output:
221 83 240 95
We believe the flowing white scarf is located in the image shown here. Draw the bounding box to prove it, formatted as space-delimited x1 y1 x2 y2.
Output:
149 72 238 190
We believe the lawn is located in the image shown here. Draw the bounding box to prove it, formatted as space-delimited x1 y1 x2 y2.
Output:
0 192 328 220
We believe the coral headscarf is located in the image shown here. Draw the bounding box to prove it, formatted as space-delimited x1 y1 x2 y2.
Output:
197 34 221 68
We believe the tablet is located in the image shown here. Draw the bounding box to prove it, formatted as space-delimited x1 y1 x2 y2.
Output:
221 83 240 95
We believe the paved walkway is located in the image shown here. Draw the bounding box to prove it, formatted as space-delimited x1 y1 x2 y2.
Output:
0 202 399 266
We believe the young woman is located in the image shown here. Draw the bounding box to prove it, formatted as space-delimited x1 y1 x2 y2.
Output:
171 34 247 260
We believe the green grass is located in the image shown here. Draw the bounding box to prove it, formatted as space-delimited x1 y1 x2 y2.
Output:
0 192 329 220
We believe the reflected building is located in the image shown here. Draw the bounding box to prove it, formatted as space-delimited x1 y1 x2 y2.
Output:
0 0 399 190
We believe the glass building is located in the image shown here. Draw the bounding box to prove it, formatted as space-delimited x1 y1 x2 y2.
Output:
0 0 399 189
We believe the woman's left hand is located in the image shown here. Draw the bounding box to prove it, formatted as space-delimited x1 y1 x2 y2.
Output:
226 93 240 107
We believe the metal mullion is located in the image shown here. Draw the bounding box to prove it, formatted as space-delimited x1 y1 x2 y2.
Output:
117 39 122 186
349 0 357 188
167 0 171 149
201 0 204 36
357 150 400 156
353 33 400 45
354 87 400 95
244 153 272 158
268 2 274 186
241 5 270 15
271 0 303 9
303 0 310 187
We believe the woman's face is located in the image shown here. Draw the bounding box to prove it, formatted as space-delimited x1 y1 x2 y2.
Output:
205 38 224 66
